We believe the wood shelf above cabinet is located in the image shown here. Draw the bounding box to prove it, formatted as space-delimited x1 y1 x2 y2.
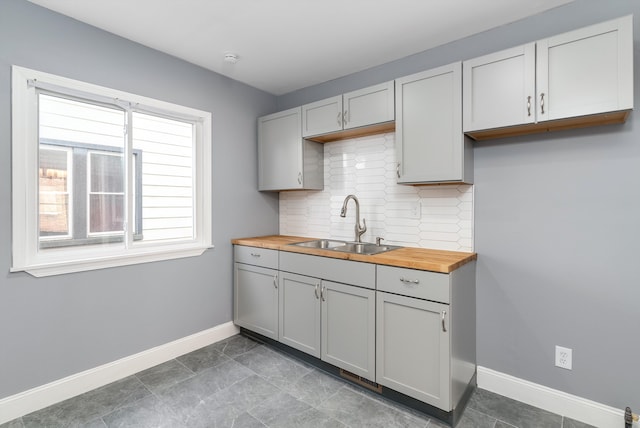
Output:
304 121 395 143
466 109 631 141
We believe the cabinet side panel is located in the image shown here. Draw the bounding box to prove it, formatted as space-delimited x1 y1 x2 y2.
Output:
450 261 476 408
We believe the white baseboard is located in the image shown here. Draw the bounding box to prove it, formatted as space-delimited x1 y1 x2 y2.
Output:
0 321 239 425
477 366 627 428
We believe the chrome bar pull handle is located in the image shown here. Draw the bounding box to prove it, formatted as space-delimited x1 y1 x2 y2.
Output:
337 112 342 127
343 110 348 126
297 172 302 185
250 252 261 257
540 93 545 115
396 162 400 178
273 275 278 289
399 277 419 285
442 311 447 332
320 285 326 302
314 283 320 299
527 96 531 117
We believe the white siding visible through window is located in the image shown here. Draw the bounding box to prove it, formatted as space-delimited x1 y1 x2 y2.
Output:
39 96 195 244
133 112 194 242
39 94 125 148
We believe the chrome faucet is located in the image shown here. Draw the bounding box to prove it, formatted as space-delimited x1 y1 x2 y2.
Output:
340 194 367 242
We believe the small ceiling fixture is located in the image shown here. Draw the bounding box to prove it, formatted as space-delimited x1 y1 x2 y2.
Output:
224 53 239 64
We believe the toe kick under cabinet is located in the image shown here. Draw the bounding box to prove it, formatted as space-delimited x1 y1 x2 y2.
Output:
233 243 476 421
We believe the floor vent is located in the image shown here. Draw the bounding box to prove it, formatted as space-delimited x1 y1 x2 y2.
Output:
339 369 382 393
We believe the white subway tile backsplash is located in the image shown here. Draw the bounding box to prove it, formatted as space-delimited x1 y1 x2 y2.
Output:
279 133 474 252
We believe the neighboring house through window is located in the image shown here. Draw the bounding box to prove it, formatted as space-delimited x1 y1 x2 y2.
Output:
11 66 212 276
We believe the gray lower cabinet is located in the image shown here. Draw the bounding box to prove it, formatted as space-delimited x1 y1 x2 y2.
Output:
278 271 376 381
279 272 321 357
376 262 476 412
321 280 375 380
233 246 279 340
376 291 450 409
234 245 476 414
278 252 376 381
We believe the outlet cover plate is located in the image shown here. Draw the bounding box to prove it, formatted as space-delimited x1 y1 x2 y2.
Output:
555 345 572 370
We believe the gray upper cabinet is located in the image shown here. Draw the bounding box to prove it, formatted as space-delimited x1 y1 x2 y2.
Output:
301 95 343 137
302 81 395 138
464 15 633 140
258 107 323 191
395 62 472 184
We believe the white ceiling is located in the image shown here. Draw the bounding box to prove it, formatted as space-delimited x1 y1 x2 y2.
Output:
28 0 575 95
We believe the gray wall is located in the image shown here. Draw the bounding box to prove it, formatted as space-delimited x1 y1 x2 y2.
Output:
0 0 279 399
277 0 640 411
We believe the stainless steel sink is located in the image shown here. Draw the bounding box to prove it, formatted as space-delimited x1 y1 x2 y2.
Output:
291 239 347 249
289 239 401 255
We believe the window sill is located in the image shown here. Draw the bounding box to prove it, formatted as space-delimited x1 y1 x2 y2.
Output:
11 244 214 277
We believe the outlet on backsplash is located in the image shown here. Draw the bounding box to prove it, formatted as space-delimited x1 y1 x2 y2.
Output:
279 133 474 252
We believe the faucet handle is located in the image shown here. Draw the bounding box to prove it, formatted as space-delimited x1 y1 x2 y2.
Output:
376 237 384 246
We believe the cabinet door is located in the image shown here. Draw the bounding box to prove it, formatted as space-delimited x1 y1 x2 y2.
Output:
537 15 633 122
234 263 279 340
463 44 536 132
258 107 303 191
343 81 394 130
376 292 450 410
321 281 376 381
302 95 343 137
396 62 466 184
279 272 321 358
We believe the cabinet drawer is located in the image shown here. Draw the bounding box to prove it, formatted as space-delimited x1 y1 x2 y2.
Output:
234 245 278 269
376 265 450 304
279 252 375 290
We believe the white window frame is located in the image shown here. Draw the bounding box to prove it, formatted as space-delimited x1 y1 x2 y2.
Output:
11 66 213 277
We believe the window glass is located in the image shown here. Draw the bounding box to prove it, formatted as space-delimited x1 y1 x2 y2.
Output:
132 112 194 242
39 146 71 239
88 152 125 235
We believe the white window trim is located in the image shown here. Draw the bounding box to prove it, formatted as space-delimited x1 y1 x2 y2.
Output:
11 65 213 277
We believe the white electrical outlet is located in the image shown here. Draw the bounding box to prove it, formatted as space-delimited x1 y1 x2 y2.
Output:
410 202 421 219
555 345 573 370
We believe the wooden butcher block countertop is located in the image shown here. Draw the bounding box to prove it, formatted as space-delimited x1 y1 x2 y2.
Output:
231 235 476 274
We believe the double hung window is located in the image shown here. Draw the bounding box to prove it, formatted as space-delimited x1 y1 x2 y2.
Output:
12 66 212 276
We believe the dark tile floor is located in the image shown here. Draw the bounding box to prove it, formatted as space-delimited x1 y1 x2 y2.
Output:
1 334 596 428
